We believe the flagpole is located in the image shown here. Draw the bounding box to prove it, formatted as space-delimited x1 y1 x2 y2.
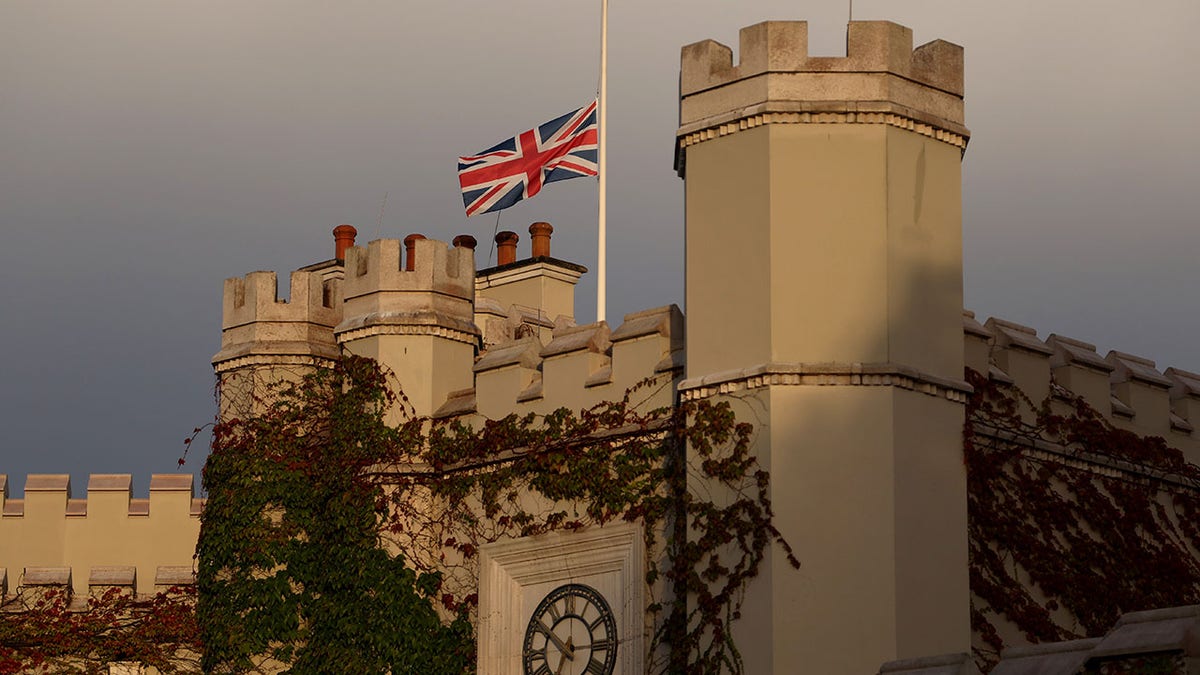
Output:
597 0 608 323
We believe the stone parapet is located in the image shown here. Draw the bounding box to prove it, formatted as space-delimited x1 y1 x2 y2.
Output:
437 305 683 420
965 312 1200 459
337 236 479 345
0 474 201 597
213 268 342 373
677 20 968 175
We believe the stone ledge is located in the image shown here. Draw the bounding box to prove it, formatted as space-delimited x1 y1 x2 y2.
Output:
676 108 967 176
334 321 479 346
679 362 972 403
212 352 340 374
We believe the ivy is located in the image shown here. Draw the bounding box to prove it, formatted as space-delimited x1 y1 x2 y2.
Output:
199 355 796 674
0 586 199 674
964 368 1200 671
198 357 473 674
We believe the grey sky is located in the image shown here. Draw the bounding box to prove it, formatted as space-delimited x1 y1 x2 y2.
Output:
2 1 1198 496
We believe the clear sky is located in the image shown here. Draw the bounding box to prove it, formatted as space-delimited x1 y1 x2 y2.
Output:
2 0 1198 496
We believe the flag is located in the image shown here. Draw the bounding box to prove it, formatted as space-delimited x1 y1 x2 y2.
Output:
457 100 598 217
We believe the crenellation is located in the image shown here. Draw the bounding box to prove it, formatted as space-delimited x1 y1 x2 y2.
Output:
459 308 683 421
961 317 1200 459
609 305 684 385
154 565 195 591
0 474 200 597
214 268 343 373
962 311 992 374
89 566 136 588
86 474 131 519
1107 351 1173 437
985 318 1052 407
681 21 962 97
1047 334 1114 416
338 237 478 341
1166 368 1200 434
474 337 544 416
677 20 967 164
24 566 71 587
911 40 965 97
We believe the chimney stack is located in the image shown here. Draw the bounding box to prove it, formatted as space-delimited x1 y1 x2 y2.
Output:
403 234 427 271
495 231 519 265
333 224 357 261
529 222 553 258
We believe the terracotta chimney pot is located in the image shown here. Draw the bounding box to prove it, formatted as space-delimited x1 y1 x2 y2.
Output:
452 234 478 250
332 224 357 260
529 221 553 258
495 231 519 265
403 233 427 271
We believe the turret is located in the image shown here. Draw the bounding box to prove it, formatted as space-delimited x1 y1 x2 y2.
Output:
212 227 351 418
336 235 479 418
677 21 970 673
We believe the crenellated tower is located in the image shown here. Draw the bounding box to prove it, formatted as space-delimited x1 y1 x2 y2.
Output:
336 235 479 418
676 21 972 673
212 226 352 418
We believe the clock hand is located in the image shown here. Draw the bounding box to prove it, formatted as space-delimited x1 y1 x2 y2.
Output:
541 623 574 660
554 637 575 675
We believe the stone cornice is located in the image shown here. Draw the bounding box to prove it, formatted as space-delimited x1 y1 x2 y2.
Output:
212 353 339 374
335 323 479 346
678 362 972 403
676 106 967 176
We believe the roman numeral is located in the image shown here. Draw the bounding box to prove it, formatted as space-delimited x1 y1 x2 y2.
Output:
564 593 576 614
590 637 611 651
533 664 552 675
584 657 607 674
547 601 561 621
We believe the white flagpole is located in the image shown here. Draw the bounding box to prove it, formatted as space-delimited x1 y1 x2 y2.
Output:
597 0 608 323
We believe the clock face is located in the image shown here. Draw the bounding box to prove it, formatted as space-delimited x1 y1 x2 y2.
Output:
522 583 618 675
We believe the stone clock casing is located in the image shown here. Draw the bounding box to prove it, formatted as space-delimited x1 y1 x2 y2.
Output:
477 521 644 675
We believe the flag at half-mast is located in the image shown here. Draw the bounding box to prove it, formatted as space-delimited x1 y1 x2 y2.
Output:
457 100 598 217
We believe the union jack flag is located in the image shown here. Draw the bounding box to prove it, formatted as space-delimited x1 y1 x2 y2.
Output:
457 100 599 217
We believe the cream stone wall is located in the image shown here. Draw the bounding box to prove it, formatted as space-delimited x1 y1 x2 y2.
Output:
0 474 200 599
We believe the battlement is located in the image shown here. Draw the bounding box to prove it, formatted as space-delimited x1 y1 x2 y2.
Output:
961 311 1200 462
438 305 684 420
214 269 343 371
0 474 201 597
0 474 202 520
337 236 479 342
681 21 963 98
677 20 968 171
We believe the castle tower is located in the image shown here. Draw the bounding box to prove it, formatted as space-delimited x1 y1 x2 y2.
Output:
676 21 972 673
212 227 351 419
335 236 479 418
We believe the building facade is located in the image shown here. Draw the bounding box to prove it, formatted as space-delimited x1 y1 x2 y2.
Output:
4 18 1200 675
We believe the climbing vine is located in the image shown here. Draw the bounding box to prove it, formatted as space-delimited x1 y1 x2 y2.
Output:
965 368 1200 671
199 355 795 674
0 585 199 674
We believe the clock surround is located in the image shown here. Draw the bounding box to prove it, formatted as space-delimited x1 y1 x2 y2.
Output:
477 521 645 675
